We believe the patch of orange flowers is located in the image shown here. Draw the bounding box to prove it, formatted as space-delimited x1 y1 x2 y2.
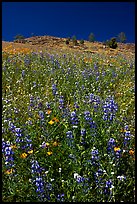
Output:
84 57 92 63
3 46 32 55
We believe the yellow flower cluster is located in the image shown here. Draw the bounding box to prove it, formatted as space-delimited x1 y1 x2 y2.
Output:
48 117 59 125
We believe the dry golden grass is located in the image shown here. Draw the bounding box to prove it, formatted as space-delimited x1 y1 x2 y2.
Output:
2 35 135 58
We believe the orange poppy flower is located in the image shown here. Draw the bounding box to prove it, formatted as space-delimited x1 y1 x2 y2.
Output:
129 149 134 155
52 117 59 122
47 109 52 114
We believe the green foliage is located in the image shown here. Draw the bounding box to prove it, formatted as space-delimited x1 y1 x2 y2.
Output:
117 32 127 43
2 45 135 202
80 39 84 44
71 35 77 41
72 35 78 46
107 37 118 49
88 33 95 42
14 34 25 40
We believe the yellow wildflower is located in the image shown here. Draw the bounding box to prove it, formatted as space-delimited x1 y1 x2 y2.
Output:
28 117 32 121
20 153 28 158
46 142 50 147
48 120 54 125
53 141 59 147
5 169 13 175
27 150 33 154
10 145 17 149
114 147 121 152
47 151 52 156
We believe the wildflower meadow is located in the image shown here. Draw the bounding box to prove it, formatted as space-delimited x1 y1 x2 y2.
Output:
2 45 135 202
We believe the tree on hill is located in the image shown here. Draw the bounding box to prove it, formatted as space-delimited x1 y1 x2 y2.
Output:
88 33 95 42
72 35 78 46
14 34 25 40
117 32 127 43
14 34 25 43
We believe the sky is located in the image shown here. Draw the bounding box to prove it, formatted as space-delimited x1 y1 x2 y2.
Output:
2 2 135 43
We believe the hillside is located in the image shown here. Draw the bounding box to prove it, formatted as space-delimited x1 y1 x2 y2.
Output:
2 35 135 59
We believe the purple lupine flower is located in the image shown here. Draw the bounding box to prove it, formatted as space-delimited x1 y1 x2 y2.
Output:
45 102 51 109
94 169 106 187
23 135 33 153
22 70 25 77
70 111 79 127
74 173 85 183
104 179 114 196
29 96 35 107
8 121 16 133
117 175 126 181
52 84 58 95
80 128 86 145
91 149 99 161
123 125 131 146
57 193 65 202
38 110 45 120
66 131 75 148
102 97 118 122
3 140 15 172
15 127 24 147
74 173 90 193
59 96 64 109
114 148 122 159
107 138 115 154
30 160 45 200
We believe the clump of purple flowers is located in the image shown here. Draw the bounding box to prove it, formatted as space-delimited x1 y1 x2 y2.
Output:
2 139 15 173
107 138 115 154
84 111 96 129
66 131 74 148
15 127 33 152
74 173 90 193
80 128 86 146
30 160 45 200
87 148 100 166
104 179 114 197
102 96 118 122
57 193 65 202
123 125 131 146
52 84 58 96
70 111 79 127
59 95 65 109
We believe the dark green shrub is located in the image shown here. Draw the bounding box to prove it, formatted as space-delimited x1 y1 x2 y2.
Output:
107 37 118 49
65 39 70 45
14 34 25 40
72 36 78 46
14 34 25 43
72 35 77 41
80 39 84 44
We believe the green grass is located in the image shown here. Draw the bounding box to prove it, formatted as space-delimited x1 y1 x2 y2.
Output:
2 49 135 202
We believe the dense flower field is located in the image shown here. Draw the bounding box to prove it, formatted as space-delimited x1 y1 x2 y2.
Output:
2 47 135 202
